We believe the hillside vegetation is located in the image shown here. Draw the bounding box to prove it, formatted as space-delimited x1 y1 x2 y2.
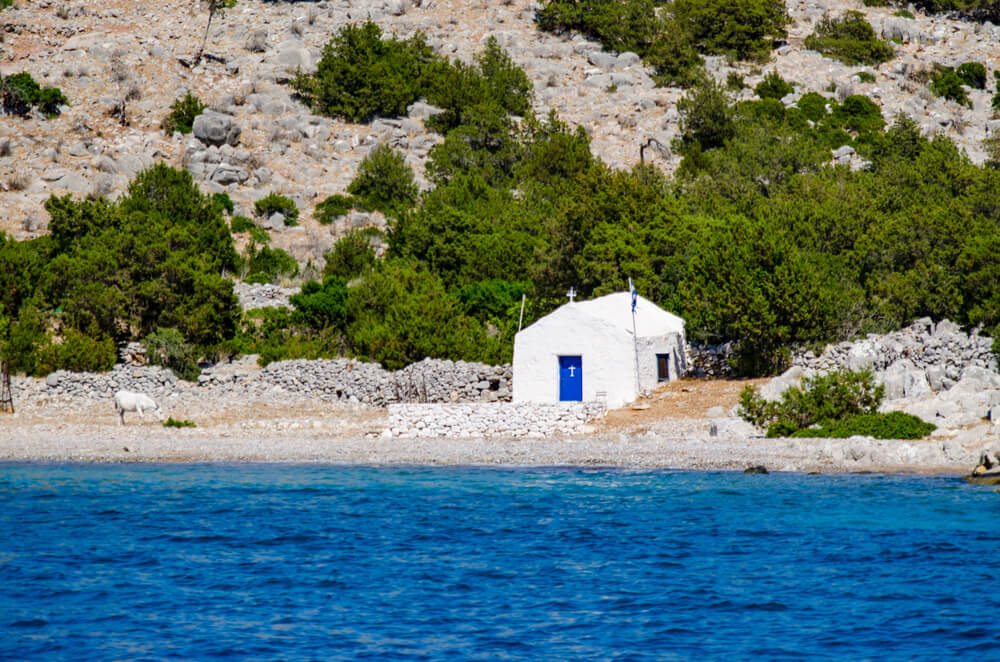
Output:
2 0 1000 377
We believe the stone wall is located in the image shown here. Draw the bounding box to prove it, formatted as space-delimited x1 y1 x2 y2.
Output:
16 357 513 406
386 402 606 438
685 342 736 378
252 357 512 405
35 365 179 399
791 318 995 388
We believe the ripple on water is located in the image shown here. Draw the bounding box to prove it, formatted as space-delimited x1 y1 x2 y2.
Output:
1 464 999 661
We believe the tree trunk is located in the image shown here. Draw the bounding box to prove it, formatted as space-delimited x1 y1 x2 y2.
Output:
195 9 214 66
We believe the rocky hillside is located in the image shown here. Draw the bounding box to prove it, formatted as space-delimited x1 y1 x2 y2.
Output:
2 0 998 267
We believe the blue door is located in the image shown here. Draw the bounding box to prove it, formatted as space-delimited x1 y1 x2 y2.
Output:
558 355 583 401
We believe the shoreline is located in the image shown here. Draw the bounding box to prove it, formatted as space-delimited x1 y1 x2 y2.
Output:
0 417 985 475
2 379 994 475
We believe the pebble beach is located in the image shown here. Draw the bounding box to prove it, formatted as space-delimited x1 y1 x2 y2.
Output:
2 391 994 474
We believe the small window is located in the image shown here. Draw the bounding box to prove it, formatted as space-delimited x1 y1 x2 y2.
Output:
656 354 670 382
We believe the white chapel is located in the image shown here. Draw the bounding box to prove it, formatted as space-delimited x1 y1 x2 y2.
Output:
512 291 687 409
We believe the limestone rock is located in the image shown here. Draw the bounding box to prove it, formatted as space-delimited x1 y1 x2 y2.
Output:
192 111 242 147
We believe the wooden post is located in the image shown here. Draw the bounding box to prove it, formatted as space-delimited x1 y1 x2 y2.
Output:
0 357 13 414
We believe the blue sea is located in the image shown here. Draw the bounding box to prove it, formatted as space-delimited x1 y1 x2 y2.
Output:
2 464 999 661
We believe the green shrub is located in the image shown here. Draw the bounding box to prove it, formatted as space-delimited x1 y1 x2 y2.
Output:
230 215 256 233
212 192 234 215
323 229 377 280
796 91 830 121
993 71 1000 110
828 94 886 138
142 327 201 381
930 67 971 106
726 72 746 90
346 259 487 369
671 0 789 61
347 144 418 216
755 71 794 99
790 411 936 439
676 77 736 152
1 72 68 117
289 276 349 329
0 0 12 9
35 328 116 374
243 244 299 284
314 194 355 224
160 92 206 135
804 11 895 65
537 1 710 88
536 0 663 56
289 21 434 123
856 71 876 83
956 62 987 89
423 36 534 134
739 369 886 435
248 226 270 244
893 8 915 18
163 417 197 428
40 164 240 351
644 20 705 89
254 193 299 226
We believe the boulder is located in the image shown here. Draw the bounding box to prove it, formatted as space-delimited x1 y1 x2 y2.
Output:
903 368 932 399
760 366 805 401
192 111 242 147
272 44 313 72
407 101 444 120
210 164 249 185
846 341 877 371
925 364 948 392
587 51 617 69
387 0 410 15
615 52 641 69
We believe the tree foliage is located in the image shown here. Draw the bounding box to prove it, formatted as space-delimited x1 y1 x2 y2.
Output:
804 11 895 65
348 144 419 216
1 72 68 117
1 164 239 374
160 92 206 134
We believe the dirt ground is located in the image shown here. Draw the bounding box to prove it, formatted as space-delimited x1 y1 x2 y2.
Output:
601 378 769 429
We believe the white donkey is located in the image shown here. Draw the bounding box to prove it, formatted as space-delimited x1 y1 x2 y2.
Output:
113 390 165 425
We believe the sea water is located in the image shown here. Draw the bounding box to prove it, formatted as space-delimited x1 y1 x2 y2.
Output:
1 463 998 661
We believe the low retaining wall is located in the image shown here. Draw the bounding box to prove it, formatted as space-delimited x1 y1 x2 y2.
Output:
386 402 607 438
16 357 513 406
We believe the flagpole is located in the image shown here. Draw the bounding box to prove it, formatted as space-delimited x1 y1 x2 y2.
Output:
629 278 640 394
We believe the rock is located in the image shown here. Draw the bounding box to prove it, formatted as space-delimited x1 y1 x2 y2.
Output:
407 101 444 120
272 43 313 72
935 319 962 337
846 341 877 371
192 111 242 147
210 164 249 185
833 144 855 164
760 366 805 401
53 172 92 195
925 364 948 392
705 405 726 417
744 465 769 474
903 369 932 399
587 51 617 69
387 0 410 15
615 52 641 69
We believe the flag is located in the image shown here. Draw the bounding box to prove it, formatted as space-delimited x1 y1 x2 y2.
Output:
628 277 637 313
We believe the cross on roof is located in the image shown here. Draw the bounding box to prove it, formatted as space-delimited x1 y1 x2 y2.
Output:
566 287 576 303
